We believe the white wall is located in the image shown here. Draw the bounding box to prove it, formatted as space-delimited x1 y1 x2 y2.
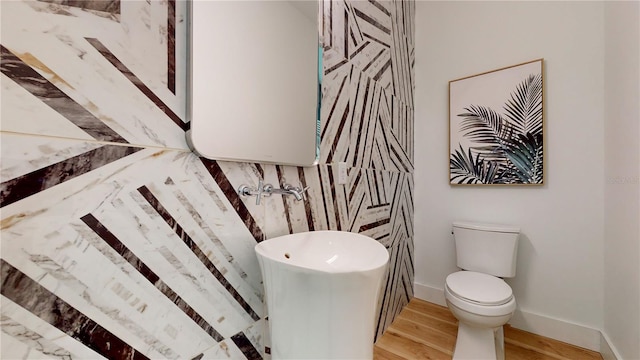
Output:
603 1 640 359
415 0 606 335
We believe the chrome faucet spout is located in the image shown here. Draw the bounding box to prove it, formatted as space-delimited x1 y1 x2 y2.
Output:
282 184 304 200
264 184 308 201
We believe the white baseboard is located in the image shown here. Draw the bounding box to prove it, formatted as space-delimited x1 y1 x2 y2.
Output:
413 282 609 354
414 281 447 307
600 332 622 360
508 308 601 352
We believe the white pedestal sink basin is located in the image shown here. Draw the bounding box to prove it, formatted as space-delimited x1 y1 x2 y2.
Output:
255 230 389 360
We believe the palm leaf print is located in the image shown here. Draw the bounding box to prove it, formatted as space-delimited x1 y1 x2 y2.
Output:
450 66 543 185
504 74 543 136
450 145 500 184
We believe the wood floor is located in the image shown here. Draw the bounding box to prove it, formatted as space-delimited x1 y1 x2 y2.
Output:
374 298 603 360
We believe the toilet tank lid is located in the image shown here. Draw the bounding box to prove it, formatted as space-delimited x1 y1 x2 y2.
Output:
453 221 520 234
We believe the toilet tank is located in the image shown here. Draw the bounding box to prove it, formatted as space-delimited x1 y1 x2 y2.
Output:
453 221 520 278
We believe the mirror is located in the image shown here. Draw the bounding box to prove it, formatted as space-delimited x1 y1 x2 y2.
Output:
187 0 321 166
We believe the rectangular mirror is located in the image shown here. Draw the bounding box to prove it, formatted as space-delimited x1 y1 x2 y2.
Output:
187 0 321 166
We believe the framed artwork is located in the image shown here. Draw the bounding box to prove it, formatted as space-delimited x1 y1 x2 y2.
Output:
449 59 544 185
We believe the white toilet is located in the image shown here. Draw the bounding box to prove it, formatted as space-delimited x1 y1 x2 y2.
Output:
445 221 520 360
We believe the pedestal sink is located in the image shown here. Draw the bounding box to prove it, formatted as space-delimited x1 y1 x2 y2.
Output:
255 230 389 359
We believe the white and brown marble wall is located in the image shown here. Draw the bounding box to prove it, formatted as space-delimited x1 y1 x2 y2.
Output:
0 0 414 359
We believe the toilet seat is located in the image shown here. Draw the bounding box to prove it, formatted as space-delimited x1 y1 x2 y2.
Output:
445 271 516 317
446 271 513 305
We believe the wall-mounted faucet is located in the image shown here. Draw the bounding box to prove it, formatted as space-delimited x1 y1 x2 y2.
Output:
238 182 309 205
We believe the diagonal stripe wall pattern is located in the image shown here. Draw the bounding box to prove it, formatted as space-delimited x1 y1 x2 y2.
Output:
0 0 415 358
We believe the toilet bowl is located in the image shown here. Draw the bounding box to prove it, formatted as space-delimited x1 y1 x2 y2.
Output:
445 271 516 360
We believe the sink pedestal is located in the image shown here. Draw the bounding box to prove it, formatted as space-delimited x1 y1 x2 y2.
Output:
255 231 389 359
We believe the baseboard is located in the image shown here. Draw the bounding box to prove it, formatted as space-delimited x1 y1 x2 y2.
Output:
413 282 603 353
599 332 622 360
508 308 601 352
414 282 446 307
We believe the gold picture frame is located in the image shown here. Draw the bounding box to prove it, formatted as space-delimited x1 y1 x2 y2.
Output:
449 59 544 186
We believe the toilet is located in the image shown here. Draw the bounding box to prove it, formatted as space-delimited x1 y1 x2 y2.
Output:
445 221 520 360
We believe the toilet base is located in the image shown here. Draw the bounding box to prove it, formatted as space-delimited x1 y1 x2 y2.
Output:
453 323 505 360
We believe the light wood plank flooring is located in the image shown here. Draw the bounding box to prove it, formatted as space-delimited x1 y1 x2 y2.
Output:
374 298 603 360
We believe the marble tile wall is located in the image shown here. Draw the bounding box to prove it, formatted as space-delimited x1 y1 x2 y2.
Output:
0 0 415 358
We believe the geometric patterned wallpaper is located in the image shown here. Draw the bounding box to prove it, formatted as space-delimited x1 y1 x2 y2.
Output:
0 0 414 359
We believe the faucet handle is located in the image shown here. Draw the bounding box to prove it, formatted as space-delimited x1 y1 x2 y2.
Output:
255 179 264 205
237 180 267 205
300 186 310 201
